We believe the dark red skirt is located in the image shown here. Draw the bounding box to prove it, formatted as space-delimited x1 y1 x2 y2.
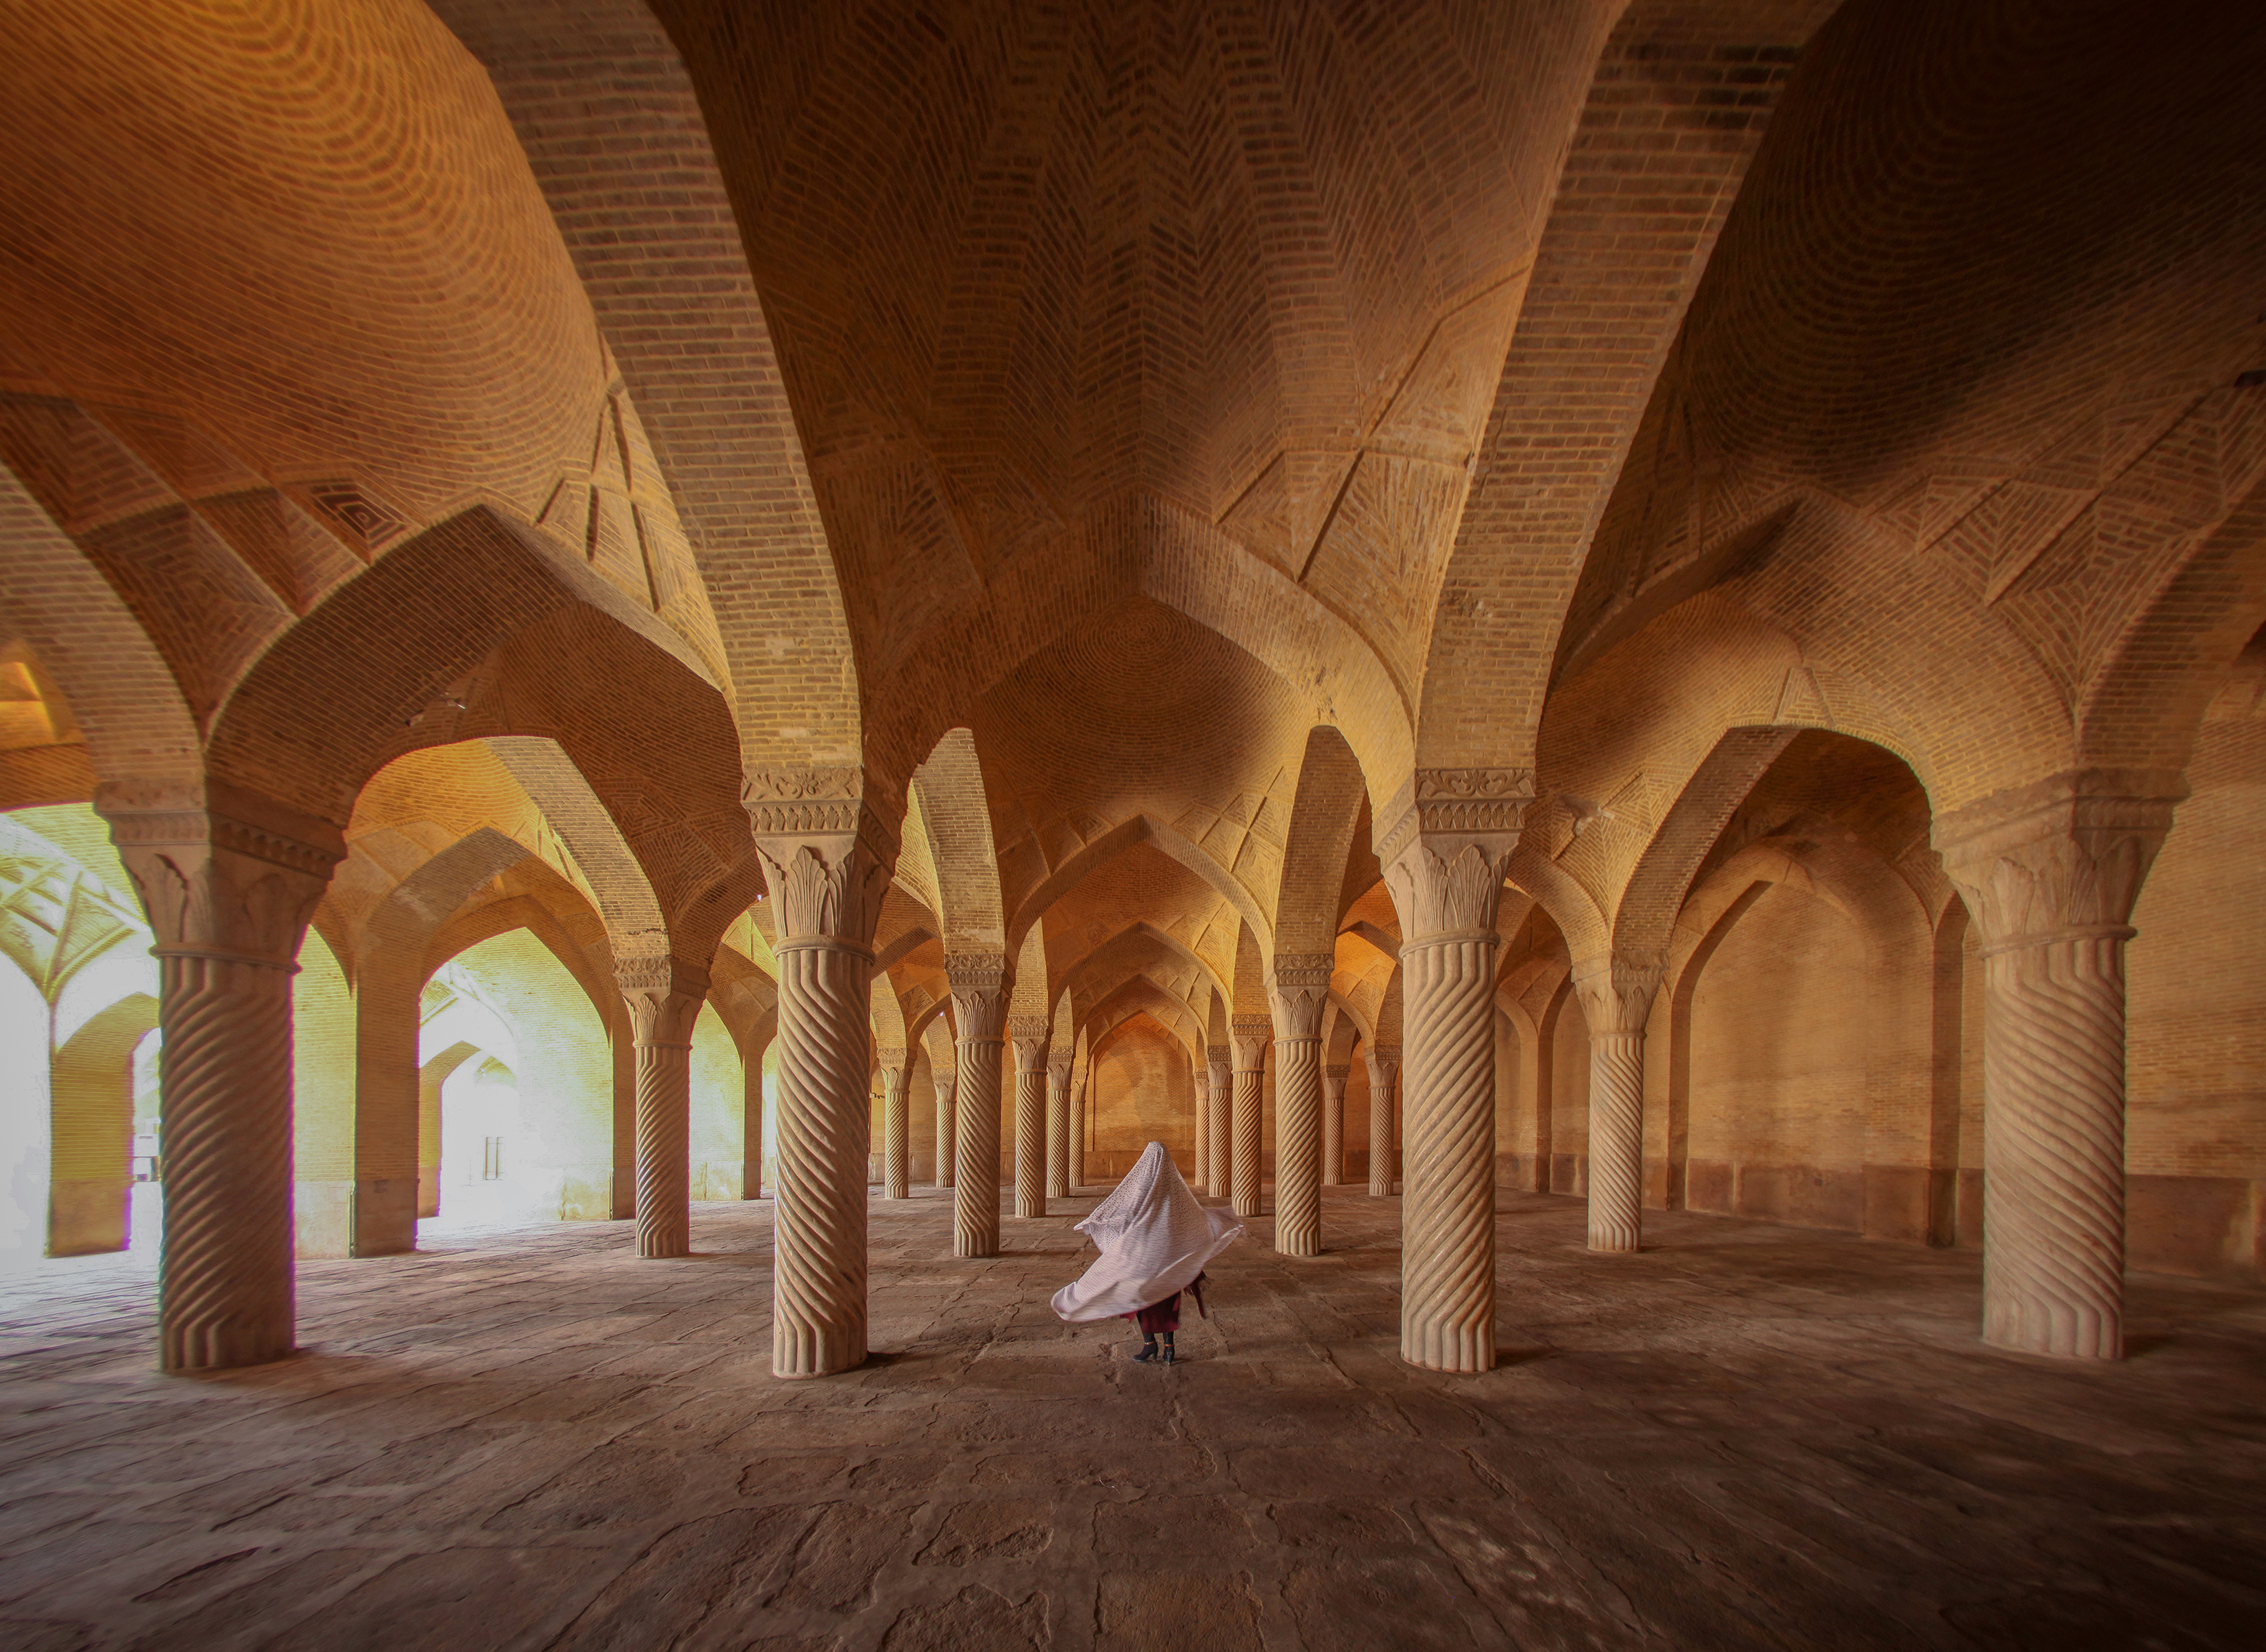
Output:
1128 1294 1181 1335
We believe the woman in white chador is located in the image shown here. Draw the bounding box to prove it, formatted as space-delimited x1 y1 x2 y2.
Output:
1052 1141 1243 1363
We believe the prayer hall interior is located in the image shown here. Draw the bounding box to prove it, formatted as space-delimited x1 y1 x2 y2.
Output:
2 1 2264 1646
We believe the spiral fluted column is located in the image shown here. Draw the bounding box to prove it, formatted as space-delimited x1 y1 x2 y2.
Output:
1229 1017 1270 1219
621 960 707 1259
1205 1047 1231 1198
1010 1019 1050 1218
933 1068 956 1189
949 957 1009 1257
1573 956 1662 1256
154 952 300 1370
751 787 895 1379
1068 1074 1086 1190
1268 954 1333 1257
879 1052 909 1199
1046 1055 1072 1199
1381 776 1524 1375
1936 774 2179 1361
1366 1050 1400 1197
1322 1065 1348 1186
101 782 343 1373
1193 1066 1210 1192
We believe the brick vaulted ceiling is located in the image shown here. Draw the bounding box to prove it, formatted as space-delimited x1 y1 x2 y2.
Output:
654 0 1611 733
644 0 1617 983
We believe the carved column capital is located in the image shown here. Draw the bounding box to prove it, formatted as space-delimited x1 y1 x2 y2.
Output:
1365 1045 1402 1088
875 1045 908 1071
1229 1014 1272 1070
1205 1045 1232 1087
98 778 344 965
749 778 896 950
946 953 1012 1040
1375 769 1530 940
1046 1052 1074 1087
1323 1063 1350 1090
1377 771 1527 944
1266 951 1336 1041
1008 1016 1052 1073
1932 768 2183 952
616 955 709 1047
1570 950 1666 1036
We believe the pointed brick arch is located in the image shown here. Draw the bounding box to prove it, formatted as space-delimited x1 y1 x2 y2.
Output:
1006 813 1273 961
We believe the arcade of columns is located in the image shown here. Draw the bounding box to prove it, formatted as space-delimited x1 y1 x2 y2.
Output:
1 0 2263 1394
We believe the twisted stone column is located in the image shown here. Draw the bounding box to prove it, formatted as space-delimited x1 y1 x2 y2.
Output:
1381 771 1525 1374
1047 1054 1072 1199
751 783 894 1379
1268 954 1334 1257
878 1050 909 1199
1936 772 2180 1361
1010 1018 1050 1218
1366 1049 1401 1197
933 1067 956 1189
1573 954 1663 1255
1322 1064 1349 1186
620 958 708 1258
1068 1073 1085 1190
1230 1017 1270 1219
101 780 342 1373
1193 1064 1210 1192
949 956 1009 1256
1205 1046 1231 1197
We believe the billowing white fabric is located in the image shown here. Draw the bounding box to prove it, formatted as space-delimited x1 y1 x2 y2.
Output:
1051 1141 1243 1322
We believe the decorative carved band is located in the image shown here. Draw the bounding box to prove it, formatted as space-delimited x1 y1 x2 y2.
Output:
1267 951 1336 1041
1375 769 1533 869
1229 1014 1272 1070
947 954 1012 1041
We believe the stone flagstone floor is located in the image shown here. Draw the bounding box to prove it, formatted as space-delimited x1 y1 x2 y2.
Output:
3 1183 2265 1650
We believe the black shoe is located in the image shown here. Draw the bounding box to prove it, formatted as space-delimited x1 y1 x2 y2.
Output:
1132 1344 1157 1362
1159 1346 1175 1364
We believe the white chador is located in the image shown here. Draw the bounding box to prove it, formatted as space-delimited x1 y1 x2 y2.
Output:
1051 1141 1243 1322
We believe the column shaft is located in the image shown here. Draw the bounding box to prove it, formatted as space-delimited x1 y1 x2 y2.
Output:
1068 1079 1085 1190
1573 958 1660 1256
1046 1062 1072 1199
1399 934 1499 1372
622 962 706 1260
934 1072 956 1189
1012 1023 1049 1219
1381 791 1522 1377
633 1039 693 1256
155 952 299 1370
1266 955 1332 1256
769 936 874 1374
1230 1018 1269 1219
103 784 342 1374
1272 1037 1322 1252
1980 934 2129 1357
1322 1065 1348 1186
880 1062 909 1199
949 957 1009 1256
1205 1051 1231 1199
1935 773 2179 1361
1585 1031 1644 1252
1366 1052 1399 1197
